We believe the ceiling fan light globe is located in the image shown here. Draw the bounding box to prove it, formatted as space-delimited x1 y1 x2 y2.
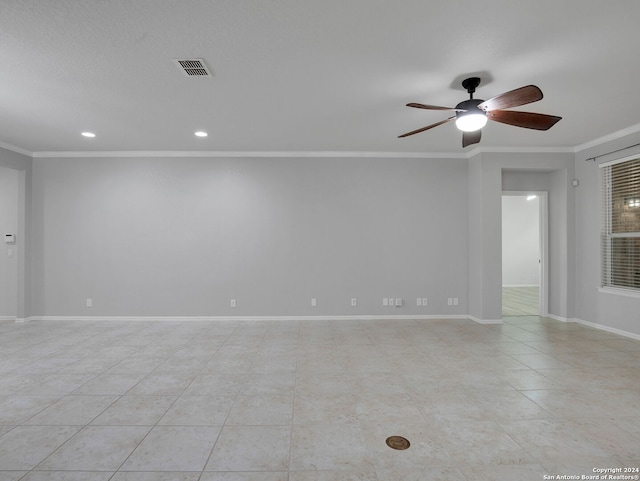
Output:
455 113 487 132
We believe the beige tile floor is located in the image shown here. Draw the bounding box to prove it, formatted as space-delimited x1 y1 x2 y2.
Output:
0 317 639 480
502 286 539 316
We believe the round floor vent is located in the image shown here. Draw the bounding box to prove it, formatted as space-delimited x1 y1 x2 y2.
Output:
386 436 410 450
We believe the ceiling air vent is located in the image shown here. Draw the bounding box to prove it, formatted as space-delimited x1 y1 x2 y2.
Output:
173 58 212 77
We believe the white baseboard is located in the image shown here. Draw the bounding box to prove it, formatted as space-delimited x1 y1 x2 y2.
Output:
547 314 573 323
15 313 640 339
572 317 640 341
502 284 539 288
468 316 504 325
0 316 15 322
546 314 640 340
23 314 472 323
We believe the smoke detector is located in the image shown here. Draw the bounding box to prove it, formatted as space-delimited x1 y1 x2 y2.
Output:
173 58 212 77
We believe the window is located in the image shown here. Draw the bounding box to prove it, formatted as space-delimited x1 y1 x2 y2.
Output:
601 155 640 291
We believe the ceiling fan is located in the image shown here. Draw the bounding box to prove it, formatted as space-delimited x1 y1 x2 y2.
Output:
398 77 562 147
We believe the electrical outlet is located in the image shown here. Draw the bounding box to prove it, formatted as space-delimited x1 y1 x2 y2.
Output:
395 298 402 307
230 299 237 308
383 298 389 306
453 297 459 306
416 297 422 306
311 298 317 307
422 298 428 306
86 298 92 308
447 298 452 306
351 298 357 307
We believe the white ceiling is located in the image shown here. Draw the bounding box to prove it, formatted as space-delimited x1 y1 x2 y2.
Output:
1 0 639 155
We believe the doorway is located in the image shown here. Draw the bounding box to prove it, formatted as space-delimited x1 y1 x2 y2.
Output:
502 192 547 316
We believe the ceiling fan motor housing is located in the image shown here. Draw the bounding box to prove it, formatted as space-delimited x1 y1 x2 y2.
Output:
455 98 485 115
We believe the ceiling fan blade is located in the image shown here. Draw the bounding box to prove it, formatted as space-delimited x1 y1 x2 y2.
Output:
398 116 455 138
462 130 481 148
407 103 465 111
487 110 562 130
477 85 543 111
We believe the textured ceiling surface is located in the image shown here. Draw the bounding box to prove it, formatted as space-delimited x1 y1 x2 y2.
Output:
1 0 639 154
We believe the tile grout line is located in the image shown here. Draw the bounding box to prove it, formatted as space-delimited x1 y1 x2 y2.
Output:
287 320 301 480
196 321 266 477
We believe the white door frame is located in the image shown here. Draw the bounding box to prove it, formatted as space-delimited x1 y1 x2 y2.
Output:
502 191 549 316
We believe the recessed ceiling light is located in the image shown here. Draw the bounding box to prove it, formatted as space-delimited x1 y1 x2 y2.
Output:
81 132 96 138
195 131 208 137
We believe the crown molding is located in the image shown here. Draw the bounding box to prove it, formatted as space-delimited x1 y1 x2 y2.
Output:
31 150 467 159
30 147 574 159
466 145 575 156
0 140 32 157
574 122 640 153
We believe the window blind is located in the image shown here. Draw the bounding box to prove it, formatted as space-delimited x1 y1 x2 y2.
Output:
601 156 640 291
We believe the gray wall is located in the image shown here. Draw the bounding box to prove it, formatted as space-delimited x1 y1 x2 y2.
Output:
4 137 637 337
0 167 19 317
574 131 640 335
467 152 504 322
466 153 484 320
0 147 32 320
31 155 469 317
468 152 575 322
